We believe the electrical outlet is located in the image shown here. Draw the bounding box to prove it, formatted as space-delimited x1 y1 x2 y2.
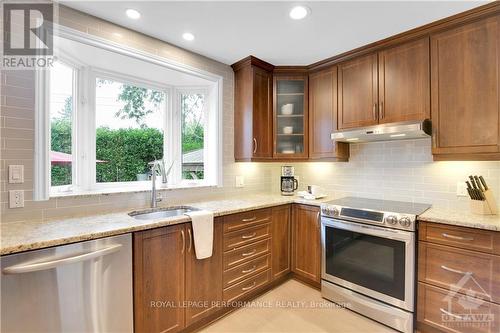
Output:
235 176 245 188
456 182 468 197
9 190 24 208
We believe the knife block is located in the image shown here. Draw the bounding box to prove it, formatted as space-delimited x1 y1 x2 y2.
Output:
470 190 498 215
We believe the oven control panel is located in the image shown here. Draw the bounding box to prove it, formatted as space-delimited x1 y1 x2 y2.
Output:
321 204 416 231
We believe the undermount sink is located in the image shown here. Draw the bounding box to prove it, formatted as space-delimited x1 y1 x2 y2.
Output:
129 206 198 220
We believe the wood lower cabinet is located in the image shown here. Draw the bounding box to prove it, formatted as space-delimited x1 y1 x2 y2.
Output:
132 205 296 332
185 221 223 326
308 67 349 160
431 16 500 160
272 205 291 279
338 53 379 129
134 220 223 333
378 37 430 124
418 221 500 333
134 225 186 333
291 204 321 286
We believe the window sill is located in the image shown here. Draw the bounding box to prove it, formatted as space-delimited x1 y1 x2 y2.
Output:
49 182 217 199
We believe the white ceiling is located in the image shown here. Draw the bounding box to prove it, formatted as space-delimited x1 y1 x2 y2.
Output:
62 1 489 66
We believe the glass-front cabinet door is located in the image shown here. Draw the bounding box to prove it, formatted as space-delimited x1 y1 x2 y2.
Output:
273 75 308 159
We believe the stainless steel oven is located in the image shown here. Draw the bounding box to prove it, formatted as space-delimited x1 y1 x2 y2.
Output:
320 197 430 333
321 217 415 310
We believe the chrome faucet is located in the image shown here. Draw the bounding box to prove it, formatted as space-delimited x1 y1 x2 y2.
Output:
150 160 167 208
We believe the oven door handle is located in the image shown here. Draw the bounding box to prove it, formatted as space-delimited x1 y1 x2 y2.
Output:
321 217 414 243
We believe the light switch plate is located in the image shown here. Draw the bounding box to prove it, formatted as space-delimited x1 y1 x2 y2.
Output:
235 176 245 188
9 190 24 208
8 165 24 184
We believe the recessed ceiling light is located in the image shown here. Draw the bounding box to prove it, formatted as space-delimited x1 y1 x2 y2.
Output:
289 6 310 20
182 32 195 41
126 9 141 20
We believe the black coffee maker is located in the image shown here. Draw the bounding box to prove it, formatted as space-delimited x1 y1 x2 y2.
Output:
281 166 298 196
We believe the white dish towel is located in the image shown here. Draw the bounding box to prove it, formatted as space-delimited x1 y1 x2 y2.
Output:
184 210 214 259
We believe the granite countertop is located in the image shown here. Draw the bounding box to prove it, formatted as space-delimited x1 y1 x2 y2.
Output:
0 194 330 256
3 193 499 256
418 208 500 232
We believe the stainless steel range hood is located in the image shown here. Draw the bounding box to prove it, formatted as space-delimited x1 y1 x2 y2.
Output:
331 119 432 143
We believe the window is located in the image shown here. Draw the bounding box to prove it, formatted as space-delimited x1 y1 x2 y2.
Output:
49 60 75 190
35 35 222 199
180 91 206 181
95 77 167 184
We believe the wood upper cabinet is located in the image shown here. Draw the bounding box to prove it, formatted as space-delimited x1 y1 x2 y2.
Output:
134 225 186 333
309 67 349 160
338 53 379 129
233 57 274 161
272 205 291 280
185 220 223 326
273 75 309 159
291 204 321 286
431 16 500 159
378 37 430 124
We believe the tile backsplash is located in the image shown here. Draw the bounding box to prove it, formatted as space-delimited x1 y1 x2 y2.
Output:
271 139 500 211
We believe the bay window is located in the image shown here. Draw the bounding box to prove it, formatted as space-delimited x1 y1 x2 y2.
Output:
35 34 222 199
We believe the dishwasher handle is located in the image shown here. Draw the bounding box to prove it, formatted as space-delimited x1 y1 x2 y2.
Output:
2 244 123 275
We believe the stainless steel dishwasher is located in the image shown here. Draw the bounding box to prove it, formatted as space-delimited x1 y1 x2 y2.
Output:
0 234 133 332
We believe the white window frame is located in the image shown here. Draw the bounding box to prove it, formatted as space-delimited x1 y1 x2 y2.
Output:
172 87 212 185
87 68 172 191
34 28 224 200
41 55 82 196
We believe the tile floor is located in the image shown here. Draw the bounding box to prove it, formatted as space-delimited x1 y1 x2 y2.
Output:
201 279 398 333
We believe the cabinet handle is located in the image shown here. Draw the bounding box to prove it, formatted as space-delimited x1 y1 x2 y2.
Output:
442 233 474 242
440 308 465 320
316 212 320 230
441 265 472 276
242 265 257 274
181 230 185 254
242 217 257 222
187 228 193 253
372 103 378 120
253 138 258 154
242 249 256 257
379 101 384 119
241 232 256 240
241 281 256 291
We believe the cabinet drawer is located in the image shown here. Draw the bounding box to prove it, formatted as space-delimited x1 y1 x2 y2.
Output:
419 222 500 254
223 239 270 271
223 269 272 302
224 209 272 233
223 223 271 251
419 242 500 304
418 283 500 333
223 254 270 288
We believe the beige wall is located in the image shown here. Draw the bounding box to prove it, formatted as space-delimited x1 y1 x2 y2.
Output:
1 6 275 224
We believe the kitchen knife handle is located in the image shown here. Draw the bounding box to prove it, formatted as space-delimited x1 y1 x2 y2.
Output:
479 176 489 191
474 176 483 191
